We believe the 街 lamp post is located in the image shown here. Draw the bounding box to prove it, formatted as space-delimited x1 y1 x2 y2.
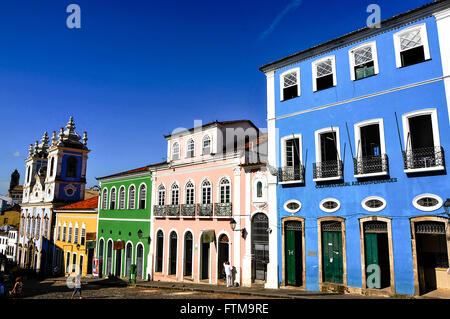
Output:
230 218 247 239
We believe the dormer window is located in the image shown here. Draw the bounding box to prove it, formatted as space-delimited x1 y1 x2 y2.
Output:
186 139 195 158
349 42 379 81
313 56 336 92
280 68 300 101
394 24 430 68
202 135 211 155
172 142 180 161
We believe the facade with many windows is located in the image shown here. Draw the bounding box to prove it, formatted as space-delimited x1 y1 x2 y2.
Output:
260 1 450 296
96 166 153 280
150 120 274 287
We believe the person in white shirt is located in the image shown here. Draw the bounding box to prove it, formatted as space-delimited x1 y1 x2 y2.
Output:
71 274 82 299
223 261 233 287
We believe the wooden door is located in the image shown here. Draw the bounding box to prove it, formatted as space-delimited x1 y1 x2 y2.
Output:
322 224 343 284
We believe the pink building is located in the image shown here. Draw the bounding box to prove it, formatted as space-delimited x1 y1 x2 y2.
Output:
148 120 274 287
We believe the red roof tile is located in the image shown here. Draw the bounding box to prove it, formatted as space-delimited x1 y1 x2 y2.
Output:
57 196 98 210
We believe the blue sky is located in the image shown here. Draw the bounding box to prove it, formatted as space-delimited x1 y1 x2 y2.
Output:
0 0 430 194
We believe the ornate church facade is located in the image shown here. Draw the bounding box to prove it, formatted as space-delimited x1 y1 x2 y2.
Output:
17 117 90 276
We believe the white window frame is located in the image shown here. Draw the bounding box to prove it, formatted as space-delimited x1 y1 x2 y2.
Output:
393 23 431 68
186 139 195 158
218 177 231 204
313 127 342 182
412 193 443 212
118 186 126 210
353 118 387 178
138 183 147 209
200 179 212 204
284 199 302 214
170 182 180 205
102 188 108 210
252 176 267 203
109 187 117 210
348 41 379 81
172 142 180 161
319 198 341 213
202 135 211 155
280 134 303 184
401 108 442 173
361 196 387 212
280 67 301 101
312 55 337 92
185 180 195 205
128 184 136 209
158 184 166 206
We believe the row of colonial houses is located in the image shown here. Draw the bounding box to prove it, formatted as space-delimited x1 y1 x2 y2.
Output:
13 1 450 297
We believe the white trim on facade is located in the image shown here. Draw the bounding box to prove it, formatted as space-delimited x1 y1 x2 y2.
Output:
280 67 301 101
312 55 337 92
412 193 443 212
361 196 387 212
393 23 431 68
319 198 341 213
348 41 379 81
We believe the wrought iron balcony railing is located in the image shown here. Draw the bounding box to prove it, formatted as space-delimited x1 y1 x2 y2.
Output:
278 166 305 183
402 146 445 170
353 154 389 176
214 202 232 217
313 160 343 180
154 205 166 217
167 204 180 217
197 203 213 217
181 204 196 217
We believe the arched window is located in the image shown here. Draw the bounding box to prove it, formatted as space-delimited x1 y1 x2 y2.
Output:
68 223 73 243
201 180 211 204
158 185 166 206
128 185 136 209
62 223 67 242
125 242 133 277
118 186 126 210
172 142 180 161
185 181 194 205
202 135 211 155
138 184 147 209
171 183 179 205
66 156 78 178
155 230 164 272
102 188 108 210
219 178 230 203
256 181 263 198
57 223 61 241
186 139 195 158
110 188 116 210
184 231 193 277
169 231 178 275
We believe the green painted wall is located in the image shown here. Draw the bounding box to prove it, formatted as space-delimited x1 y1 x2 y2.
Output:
96 172 152 279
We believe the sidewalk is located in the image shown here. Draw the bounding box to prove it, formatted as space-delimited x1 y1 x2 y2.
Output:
49 276 376 299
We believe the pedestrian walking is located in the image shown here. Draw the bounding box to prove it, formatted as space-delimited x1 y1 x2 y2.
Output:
9 277 23 298
71 274 83 299
223 261 233 287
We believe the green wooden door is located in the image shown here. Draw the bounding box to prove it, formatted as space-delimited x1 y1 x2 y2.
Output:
322 231 343 284
285 229 297 285
364 232 379 288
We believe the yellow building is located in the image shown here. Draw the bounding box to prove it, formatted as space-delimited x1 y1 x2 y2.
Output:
0 209 21 228
53 196 98 277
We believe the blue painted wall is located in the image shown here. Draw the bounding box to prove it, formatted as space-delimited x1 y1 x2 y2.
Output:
273 16 449 295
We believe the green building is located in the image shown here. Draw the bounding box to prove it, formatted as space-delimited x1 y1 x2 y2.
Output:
96 166 152 280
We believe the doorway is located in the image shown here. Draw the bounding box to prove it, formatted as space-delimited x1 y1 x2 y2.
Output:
98 239 104 278
125 243 132 277
251 213 269 282
363 221 390 289
217 234 229 281
136 244 143 279
106 241 112 276
87 248 94 275
184 232 193 278
414 221 449 294
200 232 211 281
321 221 343 284
169 232 178 276
115 249 122 277
284 221 303 286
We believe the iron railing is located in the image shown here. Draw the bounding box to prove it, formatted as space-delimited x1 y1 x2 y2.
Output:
313 160 343 180
214 203 232 217
278 166 305 182
402 146 445 170
167 205 180 217
181 204 196 217
154 205 166 217
353 154 389 176
197 203 213 217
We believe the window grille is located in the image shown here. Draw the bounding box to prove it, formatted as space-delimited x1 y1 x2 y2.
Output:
416 197 439 207
322 221 342 232
158 185 166 206
202 180 211 204
119 187 125 209
283 71 297 88
400 29 422 51
415 222 446 235
74 227 79 244
63 226 67 241
220 179 230 203
170 183 179 205
68 227 72 243
322 201 338 210
365 199 383 209
285 221 302 231
364 221 387 233
316 59 333 78
185 182 194 205
354 46 373 66
286 202 300 211
102 189 108 210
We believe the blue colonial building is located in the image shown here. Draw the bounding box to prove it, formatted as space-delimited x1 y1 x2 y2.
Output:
260 1 450 296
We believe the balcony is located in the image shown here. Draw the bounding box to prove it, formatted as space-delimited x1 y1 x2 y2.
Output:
197 203 213 217
214 203 232 217
278 166 305 184
154 205 166 217
353 154 389 178
402 146 445 173
167 205 180 217
181 204 196 217
313 160 343 181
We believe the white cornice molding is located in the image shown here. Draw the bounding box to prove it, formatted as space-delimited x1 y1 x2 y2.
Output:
433 7 450 20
